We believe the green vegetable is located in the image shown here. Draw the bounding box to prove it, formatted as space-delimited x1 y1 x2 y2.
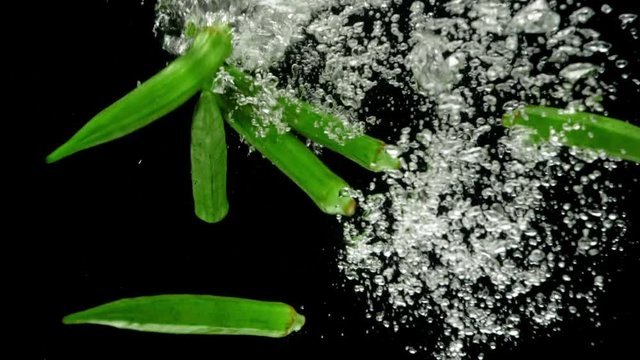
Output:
63 294 306 338
191 91 229 223
47 26 407 220
224 66 400 172
280 100 401 172
218 96 357 216
47 26 232 163
503 106 640 163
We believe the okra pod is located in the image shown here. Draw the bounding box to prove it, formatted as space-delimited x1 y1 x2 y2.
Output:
218 97 356 216
224 66 400 172
63 294 306 338
191 91 229 223
503 106 640 163
279 100 401 172
47 26 233 163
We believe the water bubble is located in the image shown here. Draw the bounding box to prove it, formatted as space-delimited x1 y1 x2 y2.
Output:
577 237 593 251
373 274 386 286
594 275 605 288
584 40 612 53
406 31 461 96
615 59 629 69
528 249 546 263
619 13 638 29
511 0 561 34
569 7 595 25
385 145 402 158
560 63 600 82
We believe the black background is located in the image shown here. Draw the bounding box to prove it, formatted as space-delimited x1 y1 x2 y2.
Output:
14 1 640 359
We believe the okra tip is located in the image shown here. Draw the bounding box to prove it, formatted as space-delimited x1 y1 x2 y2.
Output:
289 311 306 335
195 204 229 224
344 198 357 217
372 145 402 172
320 191 357 217
46 141 78 164
502 110 523 128
61 312 87 325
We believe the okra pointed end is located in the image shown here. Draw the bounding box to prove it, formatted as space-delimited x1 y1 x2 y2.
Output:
288 311 306 335
46 141 79 164
48 25 233 165
62 310 90 325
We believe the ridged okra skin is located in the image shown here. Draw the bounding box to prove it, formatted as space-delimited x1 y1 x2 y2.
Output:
48 26 232 163
64 295 306 338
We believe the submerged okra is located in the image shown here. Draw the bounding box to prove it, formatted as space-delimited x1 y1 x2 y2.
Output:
63 294 306 337
279 100 401 172
503 106 640 163
191 91 229 223
218 96 357 216
45 26 404 221
47 26 232 163
224 66 400 172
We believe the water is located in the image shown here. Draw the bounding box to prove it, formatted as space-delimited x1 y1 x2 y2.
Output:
153 1 638 359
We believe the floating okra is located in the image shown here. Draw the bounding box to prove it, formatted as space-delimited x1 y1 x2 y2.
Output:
63 294 306 338
503 106 640 163
217 96 356 216
224 66 400 172
47 26 232 163
191 91 229 223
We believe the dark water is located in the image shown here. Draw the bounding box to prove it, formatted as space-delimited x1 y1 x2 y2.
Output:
17 1 640 359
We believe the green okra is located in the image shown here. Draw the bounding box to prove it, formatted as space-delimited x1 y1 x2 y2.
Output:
191 91 229 223
63 294 306 338
279 100 401 172
218 96 357 216
47 26 233 163
503 106 640 163
224 66 400 172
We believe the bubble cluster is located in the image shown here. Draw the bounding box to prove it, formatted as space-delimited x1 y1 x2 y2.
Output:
155 0 334 70
337 1 635 358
